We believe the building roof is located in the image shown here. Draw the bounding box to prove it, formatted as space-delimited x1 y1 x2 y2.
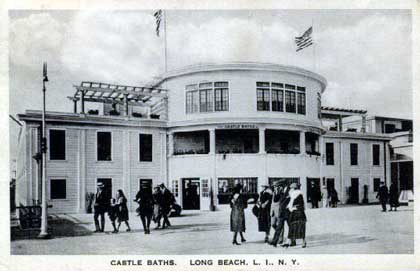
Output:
152 62 328 92
324 131 392 141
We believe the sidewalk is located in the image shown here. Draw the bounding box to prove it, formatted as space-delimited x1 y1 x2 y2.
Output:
11 205 414 255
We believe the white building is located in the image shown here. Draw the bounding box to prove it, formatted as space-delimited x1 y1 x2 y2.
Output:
15 62 397 214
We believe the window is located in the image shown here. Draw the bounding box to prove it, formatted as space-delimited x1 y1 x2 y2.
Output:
372 144 380 166
97 131 112 161
373 178 381 192
326 142 334 165
186 84 199 114
271 88 284 112
50 179 66 199
297 92 306 114
202 179 209 197
199 83 213 112
317 93 322 119
285 90 296 113
214 82 229 111
384 124 396 133
257 82 270 111
350 143 358 166
268 177 300 187
139 134 153 162
172 180 179 197
49 129 66 160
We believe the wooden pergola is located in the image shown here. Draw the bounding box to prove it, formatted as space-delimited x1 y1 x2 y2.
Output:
68 81 168 115
321 106 368 132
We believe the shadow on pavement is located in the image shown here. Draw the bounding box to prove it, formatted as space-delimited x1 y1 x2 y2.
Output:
305 233 375 248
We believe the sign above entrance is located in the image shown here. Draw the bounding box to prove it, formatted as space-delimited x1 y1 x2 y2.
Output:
217 124 258 129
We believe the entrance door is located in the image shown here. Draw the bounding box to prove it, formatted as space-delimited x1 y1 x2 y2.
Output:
306 178 321 205
182 178 200 210
97 178 112 200
349 178 359 204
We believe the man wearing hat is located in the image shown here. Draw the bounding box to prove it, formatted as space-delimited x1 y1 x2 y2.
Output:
270 182 290 247
93 182 109 232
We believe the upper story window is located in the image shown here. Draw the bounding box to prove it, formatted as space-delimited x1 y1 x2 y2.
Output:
372 144 380 166
325 142 334 165
97 131 112 161
49 129 66 160
350 143 358 166
257 82 305 115
186 82 229 114
139 134 153 162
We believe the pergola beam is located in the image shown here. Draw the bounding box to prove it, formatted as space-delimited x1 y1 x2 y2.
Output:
67 96 149 107
75 85 167 98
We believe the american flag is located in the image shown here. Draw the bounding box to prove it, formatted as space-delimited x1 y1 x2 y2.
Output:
154 10 162 37
295 26 313 52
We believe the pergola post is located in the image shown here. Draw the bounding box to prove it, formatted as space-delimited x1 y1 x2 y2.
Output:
80 91 85 114
338 115 343 132
361 114 367 133
123 94 129 116
73 99 77 113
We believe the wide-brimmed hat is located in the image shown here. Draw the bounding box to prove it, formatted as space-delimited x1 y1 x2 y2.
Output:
97 182 104 188
159 183 166 188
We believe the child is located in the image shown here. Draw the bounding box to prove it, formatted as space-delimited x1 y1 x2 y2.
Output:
108 198 118 233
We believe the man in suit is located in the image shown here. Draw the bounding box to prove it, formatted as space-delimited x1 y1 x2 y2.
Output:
93 182 109 232
160 183 175 229
376 181 389 212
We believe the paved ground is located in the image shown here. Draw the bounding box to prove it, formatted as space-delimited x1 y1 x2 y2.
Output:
11 204 414 255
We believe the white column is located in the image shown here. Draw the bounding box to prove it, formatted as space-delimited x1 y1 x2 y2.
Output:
160 131 167 184
122 131 131 210
300 131 306 155
209 128 215 154
259 127 266 154
168 132 174 156
77 129 87 213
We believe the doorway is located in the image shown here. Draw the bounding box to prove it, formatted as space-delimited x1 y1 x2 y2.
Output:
306 178 321 207
349 178 359 204
182 178 200 210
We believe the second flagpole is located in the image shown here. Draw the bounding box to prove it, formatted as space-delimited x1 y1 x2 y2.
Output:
164 10 168 73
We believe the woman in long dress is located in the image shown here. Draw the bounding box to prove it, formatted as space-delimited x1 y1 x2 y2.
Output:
258 185 273 243
284 183 306 248
230 183 247 245
116 189 131 232
389 182 399 211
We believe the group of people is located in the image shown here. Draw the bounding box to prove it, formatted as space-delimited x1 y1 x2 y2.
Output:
93 182 176 234
310 184 339 208
376 181 400 212
229 181 307 248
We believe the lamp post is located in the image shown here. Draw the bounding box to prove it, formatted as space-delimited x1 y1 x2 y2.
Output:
38 62 50 239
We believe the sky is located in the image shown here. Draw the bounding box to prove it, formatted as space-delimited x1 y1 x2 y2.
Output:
8 9 412 163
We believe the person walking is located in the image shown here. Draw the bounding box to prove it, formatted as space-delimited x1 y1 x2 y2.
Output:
310 183 320 208
93 182 109 232
321 185 329 208
116 189 131 232
389 181 399 211
134 186 154 234
270 182 282 231
230 183 247 245
152 186 163 228
160 183 174 229
108 197 119 233
376 182 389 212
283 183 307 248
258 185 273 243
270 183 291 247
330 187 339 208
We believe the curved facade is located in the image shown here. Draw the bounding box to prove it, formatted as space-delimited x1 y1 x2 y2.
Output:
157 63 328 210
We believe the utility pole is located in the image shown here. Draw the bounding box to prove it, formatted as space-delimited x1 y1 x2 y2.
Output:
38 62 50 239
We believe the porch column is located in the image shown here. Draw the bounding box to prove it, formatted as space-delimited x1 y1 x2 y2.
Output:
300 131 306 155
168 132 174 156
209 128 215 154
259 127 266 154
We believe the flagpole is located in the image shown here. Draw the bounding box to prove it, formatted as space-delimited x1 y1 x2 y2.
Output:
164 10 168 73
312 19 316 72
